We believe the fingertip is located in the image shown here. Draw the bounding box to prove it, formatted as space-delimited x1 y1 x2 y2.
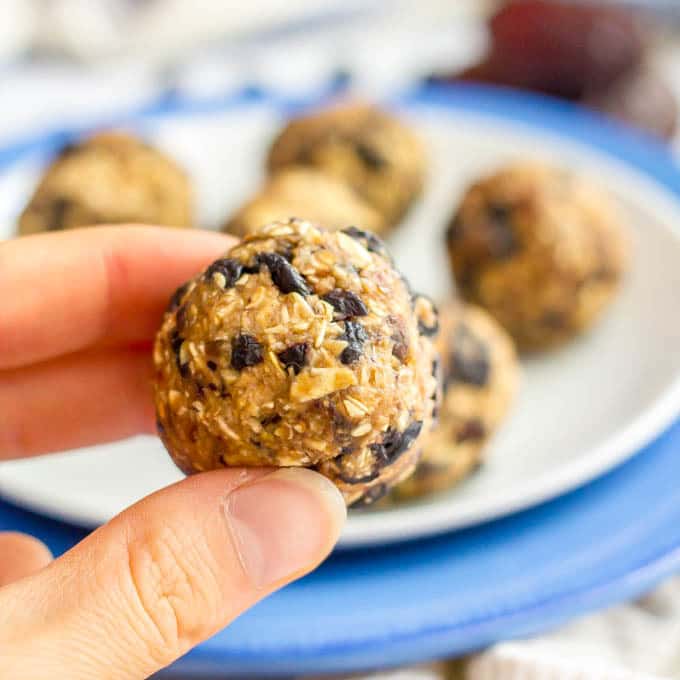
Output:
224 467 346 589
266 467 347 539
0 532 52 586
100 224 238 254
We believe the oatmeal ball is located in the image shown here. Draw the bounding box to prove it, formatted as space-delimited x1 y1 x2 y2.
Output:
267 103 426 227
18 132 192 235
153 218 438 505
392 302 519 501
446 162 629 351
224 166 385 238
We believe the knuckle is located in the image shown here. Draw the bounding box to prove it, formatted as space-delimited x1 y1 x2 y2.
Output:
123 525 219 664
0 390 30 459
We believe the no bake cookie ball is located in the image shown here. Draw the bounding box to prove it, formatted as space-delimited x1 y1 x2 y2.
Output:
224 166 385 238
392 302 519 501
18 131 192 235
446 162 629 351
267 103 426 228
153 219 438 505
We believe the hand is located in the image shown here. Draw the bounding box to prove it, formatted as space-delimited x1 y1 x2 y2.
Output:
0 227 346 679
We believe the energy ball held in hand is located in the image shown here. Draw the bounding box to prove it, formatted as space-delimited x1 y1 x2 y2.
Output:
18 132 192 235
392 302 519 502
153 219 439 506
447 162 629 351
267 104 426 228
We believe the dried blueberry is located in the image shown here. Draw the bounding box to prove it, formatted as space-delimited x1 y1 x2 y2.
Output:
414 294 440 338
351 483 389 508
230 333 264 370
156 418 165 436
204 258 244 288
336 450 380 485
370 421 423 466
342 226 391 259
446 215 464 244
261 413 282 427
175 304 189 333
584 265 613 284
431 357 442 421
170 330 183 358
170 330 190 378
277 244 295 262
329 403 353 440
391 333 409 362
415 461 445 478
257 252 310 296
57 141 80 159
277 343 309 375
484 203 518 259
206 360 218 371
456 419 486 443
389 318 409 362
339 321 368 365
355 141 387 170
167 282 189 314
322 289 368 320
448 323 490 387
46 197 73 231
541 310 566 329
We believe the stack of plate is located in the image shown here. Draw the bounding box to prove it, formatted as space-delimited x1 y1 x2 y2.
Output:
1 85 679 676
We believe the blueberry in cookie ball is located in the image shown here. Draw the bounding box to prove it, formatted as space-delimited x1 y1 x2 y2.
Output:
18 132 192 235
267 104 426 229
391 302 520 502
224 166 385 238
447 162 629 351
153 219 439 505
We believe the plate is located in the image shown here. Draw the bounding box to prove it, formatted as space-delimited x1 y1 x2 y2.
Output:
1 86 680 547
2 418 680 675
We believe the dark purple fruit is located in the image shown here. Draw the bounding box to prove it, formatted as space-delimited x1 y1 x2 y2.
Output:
257 252 311 296
488 0 644 99
277 343 309 375
230 334 264 370
204 258 244 288
339 321 367 365
322 289 368 320
451 1 645 101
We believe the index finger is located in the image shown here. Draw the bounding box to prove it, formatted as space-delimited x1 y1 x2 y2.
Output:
0 226 235 370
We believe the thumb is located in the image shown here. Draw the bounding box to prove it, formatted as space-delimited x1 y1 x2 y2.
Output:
0 467 345 679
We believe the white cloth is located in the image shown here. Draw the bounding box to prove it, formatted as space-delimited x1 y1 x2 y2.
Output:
467 578 680 679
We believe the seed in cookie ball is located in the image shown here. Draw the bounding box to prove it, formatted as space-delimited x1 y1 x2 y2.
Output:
224 166 385 237
17 131 192 235
267 103 426 228
153 219 438 505
391 302 519 502
446 162 629 351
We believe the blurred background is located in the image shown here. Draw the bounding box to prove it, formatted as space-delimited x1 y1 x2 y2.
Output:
3 2 680 679
1 0 680 148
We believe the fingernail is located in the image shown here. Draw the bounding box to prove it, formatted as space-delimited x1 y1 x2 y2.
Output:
224 468 346 588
